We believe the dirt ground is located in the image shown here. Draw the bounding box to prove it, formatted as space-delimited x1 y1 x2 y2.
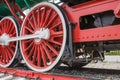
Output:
84 56 120 69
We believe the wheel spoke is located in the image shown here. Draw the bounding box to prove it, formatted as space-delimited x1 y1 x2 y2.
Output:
24 41 34 51
28 46 35 59
48 39 62 46
10 44 16 49
40 45 47 67
43 8 52 27
32 46 37 63
7 21 13 34
11 31 16 36
40 6 46 27
2 49 6 63
8 24 15 34
7 47 14 56
50 22 62 30
51 30 63 37
43 41 59 56
32 12 37 29
0 48 3 62
5 20 9 32
6 48 12 60
1 23 5 33
24 39 33 44
27 18 35 30
42 43 54 63
37 46 41 67
0 26 2 34
46 13 58 27
4 48 9 63
37 7 41 28
24 26 34 33
0 22 2 33
7 20 11 33
0 48 2 57
3 21 6 33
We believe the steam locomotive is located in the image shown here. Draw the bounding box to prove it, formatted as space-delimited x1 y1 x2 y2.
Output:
0 0 119 72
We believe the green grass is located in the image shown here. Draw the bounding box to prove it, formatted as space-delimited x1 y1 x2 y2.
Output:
105 51 120 56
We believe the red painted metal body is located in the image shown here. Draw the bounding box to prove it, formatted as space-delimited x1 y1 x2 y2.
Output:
61 0 120 42
0 67 85 80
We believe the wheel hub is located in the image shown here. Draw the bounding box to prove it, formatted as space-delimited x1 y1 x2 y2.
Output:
34 28 50 42
0 33 10 46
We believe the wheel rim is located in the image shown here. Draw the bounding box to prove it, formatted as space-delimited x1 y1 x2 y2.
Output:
0 17 18 67
20 2 67 72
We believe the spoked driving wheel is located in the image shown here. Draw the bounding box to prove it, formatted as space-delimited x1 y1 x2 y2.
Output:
0 17 18 67
20 2 67 72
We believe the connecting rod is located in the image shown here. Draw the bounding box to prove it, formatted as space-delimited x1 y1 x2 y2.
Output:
0 28 50 45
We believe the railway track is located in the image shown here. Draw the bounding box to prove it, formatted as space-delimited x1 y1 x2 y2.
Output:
0 64 120 80
0 65 85 80
50 66 120 80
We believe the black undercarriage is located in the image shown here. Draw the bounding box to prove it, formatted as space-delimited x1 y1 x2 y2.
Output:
60 0 92 6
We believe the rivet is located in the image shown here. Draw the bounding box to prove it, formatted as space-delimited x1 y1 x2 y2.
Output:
91 36 94 38
97 35 99 38
102 35 105 37
114 34 117 36
87 36 89 39
108 34 111 36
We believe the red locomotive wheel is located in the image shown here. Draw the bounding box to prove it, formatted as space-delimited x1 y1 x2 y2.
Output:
20 2 67 72
0 17 18 67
